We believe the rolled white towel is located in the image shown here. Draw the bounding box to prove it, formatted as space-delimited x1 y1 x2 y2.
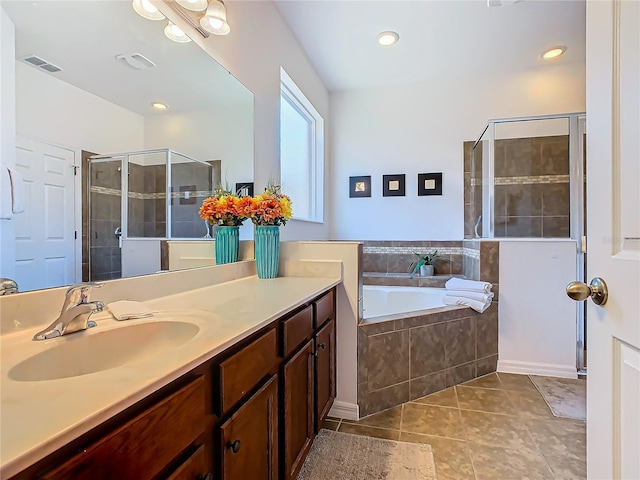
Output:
445 277 492 293
108 300 153 321
444 295 492 313
444 290 494 303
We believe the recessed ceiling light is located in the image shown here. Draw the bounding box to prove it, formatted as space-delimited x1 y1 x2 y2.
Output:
151 102 169 111
541 46 567 60
377 31 399 46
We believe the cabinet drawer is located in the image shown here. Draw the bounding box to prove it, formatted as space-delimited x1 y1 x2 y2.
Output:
42 377 205 480
314 290 334 329
218 328 278 414
281 305 313 358
166 444 207 480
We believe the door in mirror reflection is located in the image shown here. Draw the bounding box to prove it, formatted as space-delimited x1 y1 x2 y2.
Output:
13 137 76 291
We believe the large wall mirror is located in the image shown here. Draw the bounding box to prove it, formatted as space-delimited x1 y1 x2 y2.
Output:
1 0 254 293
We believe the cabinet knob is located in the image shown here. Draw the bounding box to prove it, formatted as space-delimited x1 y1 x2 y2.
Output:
226 439 241 453
197 474 213 480
318 343 326 350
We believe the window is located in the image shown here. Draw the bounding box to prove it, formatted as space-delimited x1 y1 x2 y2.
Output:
280 68 324 222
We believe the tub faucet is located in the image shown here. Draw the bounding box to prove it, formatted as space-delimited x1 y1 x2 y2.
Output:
33 283 105 341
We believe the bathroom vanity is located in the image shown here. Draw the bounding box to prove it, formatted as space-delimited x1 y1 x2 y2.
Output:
0 273 339 480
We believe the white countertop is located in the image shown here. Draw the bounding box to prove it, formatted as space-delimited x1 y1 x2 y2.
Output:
0 275 340 479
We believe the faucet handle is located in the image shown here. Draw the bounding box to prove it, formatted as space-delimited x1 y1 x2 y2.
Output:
65 282 104 305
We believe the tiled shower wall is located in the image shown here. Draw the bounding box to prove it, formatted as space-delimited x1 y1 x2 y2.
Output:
464 135 571 238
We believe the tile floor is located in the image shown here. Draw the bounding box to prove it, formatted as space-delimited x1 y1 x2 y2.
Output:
324 372 586 480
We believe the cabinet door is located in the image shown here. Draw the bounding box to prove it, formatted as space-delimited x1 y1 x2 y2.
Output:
282 340 314 480
219 375 278 480
315 319 335 431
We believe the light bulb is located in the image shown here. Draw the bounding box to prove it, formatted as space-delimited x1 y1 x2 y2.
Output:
200 0 231 35
176 0 208 11
164 21 191 43
542 46 567 60
132 0 165 21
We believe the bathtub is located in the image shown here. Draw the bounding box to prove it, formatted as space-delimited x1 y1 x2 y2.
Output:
363 285 447 320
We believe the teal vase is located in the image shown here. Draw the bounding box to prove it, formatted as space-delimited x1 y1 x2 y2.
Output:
215 225 239 264
255 225 280 279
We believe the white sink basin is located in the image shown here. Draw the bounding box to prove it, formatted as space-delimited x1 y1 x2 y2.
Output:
9 321 200 382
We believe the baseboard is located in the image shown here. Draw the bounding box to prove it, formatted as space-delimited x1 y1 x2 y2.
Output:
497 359 578 379
328 400 359 421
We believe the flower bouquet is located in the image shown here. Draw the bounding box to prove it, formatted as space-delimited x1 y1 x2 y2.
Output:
199 189 248 264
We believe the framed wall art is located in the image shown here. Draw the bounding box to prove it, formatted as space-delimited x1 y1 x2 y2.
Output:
383 174 406 197
349 175 371 198
418 173 443 196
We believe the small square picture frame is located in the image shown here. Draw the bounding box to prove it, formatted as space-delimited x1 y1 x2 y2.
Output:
418 173 443 196
383 174 406 197
235 182 254 197
349 175 371 198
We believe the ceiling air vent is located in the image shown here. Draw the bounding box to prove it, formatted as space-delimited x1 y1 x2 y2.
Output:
116 53 156 70
22 55 62 73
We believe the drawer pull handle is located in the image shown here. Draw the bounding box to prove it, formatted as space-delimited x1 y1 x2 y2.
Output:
197 474 213 480
227 439 241 453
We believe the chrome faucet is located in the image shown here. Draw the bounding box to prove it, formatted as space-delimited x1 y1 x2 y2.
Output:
0 278 18 295
33 283 105 341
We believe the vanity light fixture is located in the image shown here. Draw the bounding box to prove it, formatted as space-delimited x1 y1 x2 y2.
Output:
199 0 231 35
132 0 165 21
164 21 192 43
541 46 567 60
151 102 169 111
377 31 399 46
176 0 208 12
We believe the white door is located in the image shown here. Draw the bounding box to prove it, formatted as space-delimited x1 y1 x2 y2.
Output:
585 1 640 479
14 137 76 291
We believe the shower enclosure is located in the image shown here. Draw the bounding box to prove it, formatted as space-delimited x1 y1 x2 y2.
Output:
87 149 217 282
465 113 587 373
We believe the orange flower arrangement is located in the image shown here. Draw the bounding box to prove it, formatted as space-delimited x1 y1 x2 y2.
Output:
241 184 293 226
198 189 246 226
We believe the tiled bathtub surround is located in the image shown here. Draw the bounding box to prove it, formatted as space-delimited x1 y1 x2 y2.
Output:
362 241 464 277
464 135 571 238
357 303 498 417
462 240 499 296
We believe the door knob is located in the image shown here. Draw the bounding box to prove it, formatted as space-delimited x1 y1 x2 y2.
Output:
566 277 608 305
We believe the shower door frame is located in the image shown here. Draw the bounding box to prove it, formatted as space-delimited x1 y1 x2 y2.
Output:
472 112 588 374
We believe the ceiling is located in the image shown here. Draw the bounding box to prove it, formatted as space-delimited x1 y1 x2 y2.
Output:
2 0 252 116
274 0 586 92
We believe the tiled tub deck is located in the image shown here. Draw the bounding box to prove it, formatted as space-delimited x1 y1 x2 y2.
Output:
357 303 498 417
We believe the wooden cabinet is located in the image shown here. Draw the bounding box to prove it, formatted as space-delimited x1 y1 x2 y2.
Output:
282 340 314 480
315 318 336 431
11 287 337 480
39 376 209 480
281 291 337 480
219 375 279 480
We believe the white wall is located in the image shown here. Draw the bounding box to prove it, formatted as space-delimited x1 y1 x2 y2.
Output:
158 1 331 241
0 8 16 281
15 62 144 154
143 106 254 190
330 63 586 240
498 239 578 378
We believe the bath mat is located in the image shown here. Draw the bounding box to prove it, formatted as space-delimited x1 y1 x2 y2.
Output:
530 375 586 421
297 429 437 480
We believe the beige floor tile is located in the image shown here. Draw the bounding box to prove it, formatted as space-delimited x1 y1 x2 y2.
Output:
337 422 400 441
461 373 502 389
496 372 538 391
506 389 555 419
413 386 459 408
401 402 466 440
400 432 475 480
342 405 402 430
468 443 554 480
456 386 519 415
460 409 537 450
320 419 340 431
526 417 586 479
